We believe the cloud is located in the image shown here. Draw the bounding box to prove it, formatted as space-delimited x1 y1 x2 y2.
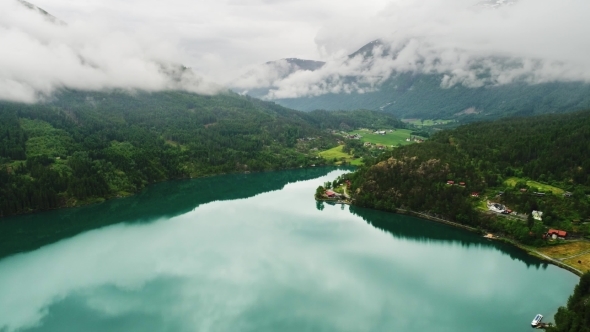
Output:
0 1 222 103
2 0 589 102
231 0 590 99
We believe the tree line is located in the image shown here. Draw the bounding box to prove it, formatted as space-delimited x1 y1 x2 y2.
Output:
0 89 399 217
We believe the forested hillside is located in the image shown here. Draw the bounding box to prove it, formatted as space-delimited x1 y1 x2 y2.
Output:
343 110 590 243
0 89 402 217
548 272 590 332
274 74 590 121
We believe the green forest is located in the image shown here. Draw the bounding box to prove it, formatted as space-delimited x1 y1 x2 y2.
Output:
0 89 402 217
342 110 590 244
274 73 590 122
547 271 590 332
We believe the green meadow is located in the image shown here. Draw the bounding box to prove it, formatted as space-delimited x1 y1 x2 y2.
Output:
349 129 416 146
318 145 363 166
504 177 565 195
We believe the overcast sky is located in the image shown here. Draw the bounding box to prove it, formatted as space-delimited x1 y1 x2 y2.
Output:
2 0 590 102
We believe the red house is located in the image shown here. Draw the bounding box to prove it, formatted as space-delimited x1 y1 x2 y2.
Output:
459 182 466 186
325 190 336 198
547 229 567 238
447 180 454 185
471 192 479 197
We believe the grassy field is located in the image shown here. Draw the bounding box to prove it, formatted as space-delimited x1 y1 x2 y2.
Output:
349 129 417 146
318 145 363 165
564 253 590 273
402 119 454 126
538 241 590 259
504 177 565 194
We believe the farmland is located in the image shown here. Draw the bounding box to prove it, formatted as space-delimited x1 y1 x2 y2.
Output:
318 145 363 166
348 128 418 146
504 177 565 195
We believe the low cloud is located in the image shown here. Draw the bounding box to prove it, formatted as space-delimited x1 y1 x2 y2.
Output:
233 0 590 99
0 1 221 103
2 0 589 103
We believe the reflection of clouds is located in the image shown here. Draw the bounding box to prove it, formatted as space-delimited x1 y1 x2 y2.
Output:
0 170 578 332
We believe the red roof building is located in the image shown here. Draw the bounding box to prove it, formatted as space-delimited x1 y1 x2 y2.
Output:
447 181 454 185
547 229 567 238
325 190 336 197
459 182 466 186
471 192 479 197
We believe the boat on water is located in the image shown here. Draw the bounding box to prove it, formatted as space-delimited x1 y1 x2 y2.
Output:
531 314 543 327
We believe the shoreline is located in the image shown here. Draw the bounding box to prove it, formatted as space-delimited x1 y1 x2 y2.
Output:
330 200 584 277
1 164 349 221
397 208 583 277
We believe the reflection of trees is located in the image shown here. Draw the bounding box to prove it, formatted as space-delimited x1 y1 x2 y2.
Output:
349 205 545 269
0 167 341 259
316 201 325 211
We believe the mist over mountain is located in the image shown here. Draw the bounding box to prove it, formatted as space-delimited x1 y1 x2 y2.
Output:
231 0 590 120
0 0 222 103
236 39 590 120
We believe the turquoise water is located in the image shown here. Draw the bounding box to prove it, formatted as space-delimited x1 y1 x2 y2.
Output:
0 168 579 331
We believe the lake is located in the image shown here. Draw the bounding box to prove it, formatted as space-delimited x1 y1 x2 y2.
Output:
0 168 579 332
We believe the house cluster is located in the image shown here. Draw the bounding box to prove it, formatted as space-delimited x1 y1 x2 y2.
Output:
363 142 386 150
406 136 425 143
346 134 362 139
325 190 344 199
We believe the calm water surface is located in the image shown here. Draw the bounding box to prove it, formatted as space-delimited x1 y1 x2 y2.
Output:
0 168 579 332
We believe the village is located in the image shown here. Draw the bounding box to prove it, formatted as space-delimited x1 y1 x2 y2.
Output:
445 179 571 241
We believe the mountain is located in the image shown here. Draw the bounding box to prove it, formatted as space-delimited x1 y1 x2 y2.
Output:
17 0 66 25
241 39 590 122
0 89 401 217
343 109 590 245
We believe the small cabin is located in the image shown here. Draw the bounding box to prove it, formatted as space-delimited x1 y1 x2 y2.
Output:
459 182 466 186
471 192 479 197
447 180 454 185
325 190 336 198
547 229 567 239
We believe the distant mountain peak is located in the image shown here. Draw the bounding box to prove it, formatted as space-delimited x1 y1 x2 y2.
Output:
348 39 386 59
17 0 66 25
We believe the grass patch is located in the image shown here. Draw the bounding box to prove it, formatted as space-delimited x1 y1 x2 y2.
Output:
563 253 590 273
504 177 564 195
349 129 417 146
538 241 590 259
318 145 362 165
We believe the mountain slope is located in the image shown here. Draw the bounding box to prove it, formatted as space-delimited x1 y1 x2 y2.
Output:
245 40 590 121
0 89 402 217
343 109 590 244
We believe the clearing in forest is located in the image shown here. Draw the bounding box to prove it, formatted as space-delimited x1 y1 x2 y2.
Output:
348 129 418 146
318 145 363 166
504 177 564 195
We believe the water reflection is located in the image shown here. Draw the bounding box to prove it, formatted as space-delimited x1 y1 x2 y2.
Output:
0 169 576 332
349 205 549 270
0 167 344 259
